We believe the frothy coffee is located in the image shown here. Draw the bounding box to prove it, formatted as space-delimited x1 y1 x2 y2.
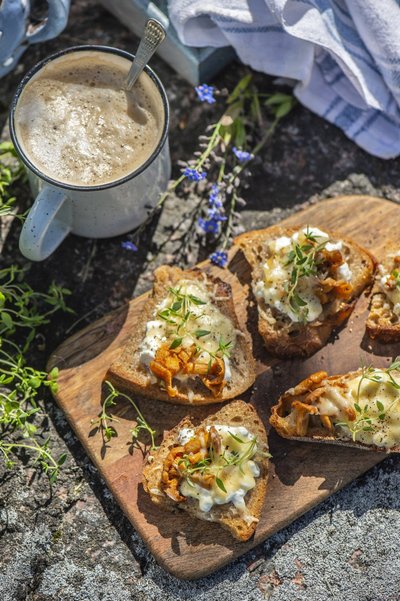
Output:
14 50 164 186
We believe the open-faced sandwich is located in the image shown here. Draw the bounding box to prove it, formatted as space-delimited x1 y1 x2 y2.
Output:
107 266 256 405
235 225 376 357
143 400 269 541
270 360 400 451
366 246 400 342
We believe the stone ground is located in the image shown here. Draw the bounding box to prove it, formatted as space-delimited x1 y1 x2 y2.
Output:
1 1 400 600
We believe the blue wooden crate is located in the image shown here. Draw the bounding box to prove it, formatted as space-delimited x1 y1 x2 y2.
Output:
97 0 235 84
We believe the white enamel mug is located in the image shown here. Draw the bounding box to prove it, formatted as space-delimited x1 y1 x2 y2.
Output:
9 45 171 261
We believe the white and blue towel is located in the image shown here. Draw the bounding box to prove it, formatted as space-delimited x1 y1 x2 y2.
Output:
168 0 400 159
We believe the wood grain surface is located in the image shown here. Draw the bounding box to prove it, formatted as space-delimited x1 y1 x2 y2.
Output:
48 195 399 580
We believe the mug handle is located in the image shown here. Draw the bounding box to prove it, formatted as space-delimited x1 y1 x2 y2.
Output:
26 1 71 44
19 186 72 261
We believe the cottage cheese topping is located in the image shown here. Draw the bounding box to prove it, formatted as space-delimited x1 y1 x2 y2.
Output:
255 227 352 323
139 279 236 380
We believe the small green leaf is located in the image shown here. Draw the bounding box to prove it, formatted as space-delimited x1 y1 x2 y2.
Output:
195 330 210 338
49 367 59 379
216 477 227 493
264 92 293 106
376 400 385 412
188 295 206 306
57 453 67 466
354 403 362 414
1 311 13 330
171 301 182 312
169 338 183 349
274 100 294 119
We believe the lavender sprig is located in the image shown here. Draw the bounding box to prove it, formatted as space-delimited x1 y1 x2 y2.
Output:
123 76 295 263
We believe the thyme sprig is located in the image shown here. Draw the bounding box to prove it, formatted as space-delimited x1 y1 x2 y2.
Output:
91 381 157 450
0 265 73 352
0 340 66 483
0 261 71 482
285 228 327 321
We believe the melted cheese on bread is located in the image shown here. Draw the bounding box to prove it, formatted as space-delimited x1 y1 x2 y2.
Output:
254 227 352 323
178 425 260 516
300 370 400 449
139 279 236 381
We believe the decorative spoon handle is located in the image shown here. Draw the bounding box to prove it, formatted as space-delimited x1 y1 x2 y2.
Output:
126 19 166 90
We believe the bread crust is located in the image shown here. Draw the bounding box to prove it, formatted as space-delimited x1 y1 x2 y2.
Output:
234 225 376 358
270 369 400 453
366 245 400 343
107 265 256 405
142 400 269 541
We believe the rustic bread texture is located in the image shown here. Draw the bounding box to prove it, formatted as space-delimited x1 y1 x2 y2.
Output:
235 225 376 358
366 245 400 343
142 400 269 541
107 265 256 405
270 369 400 453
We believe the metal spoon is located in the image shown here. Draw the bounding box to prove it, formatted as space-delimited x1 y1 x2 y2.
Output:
126 18 166 91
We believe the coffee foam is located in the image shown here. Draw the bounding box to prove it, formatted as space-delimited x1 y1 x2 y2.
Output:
15 51 164 186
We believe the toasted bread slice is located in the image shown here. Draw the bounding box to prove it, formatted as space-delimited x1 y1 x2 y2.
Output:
366 245 400 342
235 225 376 358
270 367 400 452
143 400 269 541
107 266 256 405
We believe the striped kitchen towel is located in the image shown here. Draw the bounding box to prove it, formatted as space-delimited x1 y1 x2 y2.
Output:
168 0 400 159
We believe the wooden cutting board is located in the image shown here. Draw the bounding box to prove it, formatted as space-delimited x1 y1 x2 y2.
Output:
48 195 400 580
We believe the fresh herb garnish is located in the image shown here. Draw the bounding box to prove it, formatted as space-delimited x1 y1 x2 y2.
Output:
216 477 227 493
284 228 327 322
195 329 210 338
170 337 183 349
156 285 233 363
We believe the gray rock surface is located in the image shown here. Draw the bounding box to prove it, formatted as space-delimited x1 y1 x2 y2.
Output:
1 1 400 600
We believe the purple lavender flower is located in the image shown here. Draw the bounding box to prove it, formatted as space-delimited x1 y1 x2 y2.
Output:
207 208 227 222
183 167 207 182
209 184 223 209
198 217 220 235
195 84 216 104
121 241 138 251
210 250 228 268
232 147 253 162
